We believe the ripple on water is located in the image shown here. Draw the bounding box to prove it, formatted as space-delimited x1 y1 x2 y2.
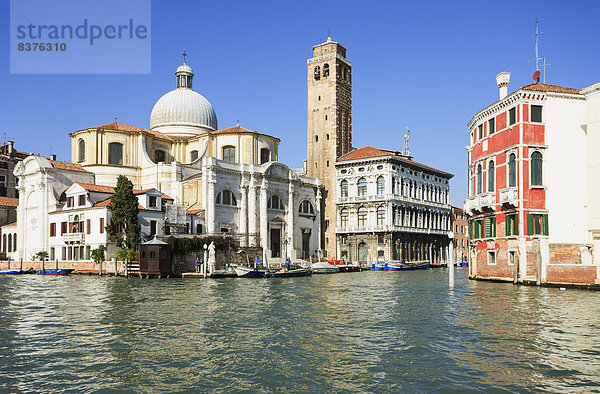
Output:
1 271 600 391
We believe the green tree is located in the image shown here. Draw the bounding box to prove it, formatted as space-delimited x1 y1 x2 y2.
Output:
33 251 49 262
106 175 141 250
90 245 106 264
90 245 106 276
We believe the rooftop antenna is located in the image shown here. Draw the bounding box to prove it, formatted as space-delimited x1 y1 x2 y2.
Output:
327 29 332 41
403 127 411 156
181 49 188 64
540 56 551 83
528 19 544 82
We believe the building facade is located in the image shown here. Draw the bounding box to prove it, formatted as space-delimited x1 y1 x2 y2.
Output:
335 146 453 264
11 60 321 263
450 206 469 264
306 37 353 258
464 73 600 285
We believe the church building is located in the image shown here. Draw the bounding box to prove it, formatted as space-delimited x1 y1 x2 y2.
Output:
13 60 321 263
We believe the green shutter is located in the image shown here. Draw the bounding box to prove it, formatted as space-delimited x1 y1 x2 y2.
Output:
469 222 473 239
527 214 533 236
543 214 549 236
485 218 491 238
506 215 512 236
514 214 519 236
474 221 479 239
492 218 496 237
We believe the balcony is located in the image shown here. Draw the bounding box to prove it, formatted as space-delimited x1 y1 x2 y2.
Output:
464 192 496 214
63 233 84 243
499 187 518 206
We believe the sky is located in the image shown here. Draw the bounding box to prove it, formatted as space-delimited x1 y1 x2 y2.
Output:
1 0 600 206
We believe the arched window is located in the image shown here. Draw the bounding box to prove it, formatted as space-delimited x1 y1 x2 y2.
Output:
7 234 11 253
488 161 495 192
216 190 237 206
2 234 5 252
340 180 348 198
377 206 385 225
108 142 123 165
190 150 198 162
314 65 321 80
78 139 85 162
12 234 16 252
477 164 483 194
222 146 235 163
357 177 367 196
155 150 166 163
268 195 284 210
531 151 543 186
340 208 348 227
323 63 330 77
376 176 385 195
260 148 270 164
508 153 517 187
357 206 367 227
299 200 314 215
343 67 347 81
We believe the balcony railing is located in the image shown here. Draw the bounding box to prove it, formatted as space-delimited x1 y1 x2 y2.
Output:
63 233 84 242
337 194 450 209
499 187 518 206
464 192 496 214
336 225 449 235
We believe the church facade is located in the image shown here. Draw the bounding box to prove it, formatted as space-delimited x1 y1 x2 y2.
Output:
11 61 321 263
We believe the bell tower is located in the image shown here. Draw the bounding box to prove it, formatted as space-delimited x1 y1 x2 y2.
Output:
306 36 352 259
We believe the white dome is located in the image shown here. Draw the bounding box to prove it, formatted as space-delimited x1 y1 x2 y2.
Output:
150 62 218 137
150 88 217 136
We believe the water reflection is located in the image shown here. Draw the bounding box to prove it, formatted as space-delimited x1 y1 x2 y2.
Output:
1 270 600 391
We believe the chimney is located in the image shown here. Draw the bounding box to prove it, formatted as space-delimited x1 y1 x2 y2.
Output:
496 72 510 100
50 154 56 161
7 141 14 156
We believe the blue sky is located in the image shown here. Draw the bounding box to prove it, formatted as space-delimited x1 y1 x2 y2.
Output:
1 0 599 206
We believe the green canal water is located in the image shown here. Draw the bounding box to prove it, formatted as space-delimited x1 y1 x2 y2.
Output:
1 268 600 392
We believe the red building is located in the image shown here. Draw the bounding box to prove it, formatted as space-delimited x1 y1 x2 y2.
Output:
464 73 600 287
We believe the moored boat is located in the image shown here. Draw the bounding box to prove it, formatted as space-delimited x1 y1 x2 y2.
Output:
0 269 21 275
233 265 271 278
310 262 339 274
386 261 429 271
371 262 386 270
36 268 75 275
265 268 312 278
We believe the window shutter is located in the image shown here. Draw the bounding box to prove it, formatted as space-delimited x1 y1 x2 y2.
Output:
492 218 496 237
505 215 512 236
474 221 479 238
469 222 473 239
514 214 519 236
527 214 533 236
485 218 491 238
543 214 549 236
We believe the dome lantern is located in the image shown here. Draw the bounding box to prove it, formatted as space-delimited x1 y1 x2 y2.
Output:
176 62 193 89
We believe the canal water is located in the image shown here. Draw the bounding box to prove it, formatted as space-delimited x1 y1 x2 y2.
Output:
1 269 600 392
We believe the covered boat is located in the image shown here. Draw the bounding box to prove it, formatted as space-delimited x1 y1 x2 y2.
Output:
310 262 339 274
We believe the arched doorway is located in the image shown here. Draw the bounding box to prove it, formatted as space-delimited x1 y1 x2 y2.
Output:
358 242 367 263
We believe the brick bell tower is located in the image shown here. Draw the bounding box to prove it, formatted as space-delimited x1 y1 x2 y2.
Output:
306 36 352 259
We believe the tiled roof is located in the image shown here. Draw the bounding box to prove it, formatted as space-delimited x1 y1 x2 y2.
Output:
337 146 453 177
186 208 204 215
74 122 172 141
520 83 582 95
209 125 280 141
1 221 17 228
75 182 115 193
161 193 174 200
0 197 19 207
94 198 143 210
44 158 91 173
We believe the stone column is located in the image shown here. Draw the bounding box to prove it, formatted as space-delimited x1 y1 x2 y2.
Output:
260 179 269 264
287 182 295 258
315 188 322 254
206 171 216 234
239 179 248 247
248 177 257 246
